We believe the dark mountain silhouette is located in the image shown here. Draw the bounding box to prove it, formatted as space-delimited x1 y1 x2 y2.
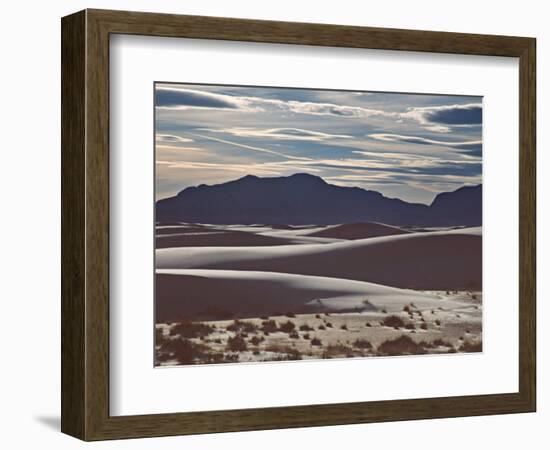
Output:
156 173 481 226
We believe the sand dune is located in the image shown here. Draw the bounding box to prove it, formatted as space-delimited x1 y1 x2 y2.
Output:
306 222 411 240
155 269 460 321
156 227 482 290
156 231 294 248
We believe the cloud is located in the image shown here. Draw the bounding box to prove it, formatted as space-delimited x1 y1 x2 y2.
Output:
185 132 311 161
155 134 194 144
155 87 252 110
203 127 352 141
368 133 482 154
403 103 482 132
155 86 397 119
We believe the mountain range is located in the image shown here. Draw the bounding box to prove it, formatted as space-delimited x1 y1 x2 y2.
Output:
156 173 481 227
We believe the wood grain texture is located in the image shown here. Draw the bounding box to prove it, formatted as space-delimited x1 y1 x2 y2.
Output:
61 10 86 439
61 8 536 441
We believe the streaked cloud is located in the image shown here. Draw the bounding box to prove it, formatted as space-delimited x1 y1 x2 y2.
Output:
368 133 482 154
203 127 352 141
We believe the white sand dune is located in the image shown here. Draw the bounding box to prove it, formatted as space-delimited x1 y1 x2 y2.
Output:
156 227 482 290
155 269 462 321
305 222 411 240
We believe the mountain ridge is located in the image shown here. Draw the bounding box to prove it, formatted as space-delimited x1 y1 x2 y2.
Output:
157 173 481 226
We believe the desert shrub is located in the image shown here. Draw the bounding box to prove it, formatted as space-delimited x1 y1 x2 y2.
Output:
261 320 279 333
299 324 314 331
315 314 321 319
340 324 348 330
382 315 405 329
155 327 165 344
264 344 302 360
279 320 296 333
285 312 296 318
405 323 416 330
459 340 482 352
311 338 322 346
403 305 411 313
420 323 428 330
381 308 388 314
323 344 354 358
170 321 214 339
213 338 222 344
249 335 264 346
289 331 300 339
227 320 258 333
353 339 372 349
377 335 426 356
226 335 247 352
318 324 326 331
259 315 269 320
226 320 242 332
253 349 260 355
435 319 442 326
325 322 333 328
303 333 311 340
161 338 209 365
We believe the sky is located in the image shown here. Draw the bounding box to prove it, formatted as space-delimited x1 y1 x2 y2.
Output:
155 83 482 205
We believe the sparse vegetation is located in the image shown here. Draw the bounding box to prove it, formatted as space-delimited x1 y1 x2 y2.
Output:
353 339 372 349
249 335 264 346
170 321 215 339
420 322 428 330
279 320 296 333
261 319 279 333
340 324 348 330
299 324 314 331
226 335 248 352
311 338 322 346
382 315 405 329
377 335 426 356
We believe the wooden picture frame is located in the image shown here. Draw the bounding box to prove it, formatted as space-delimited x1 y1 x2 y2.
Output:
61 9 536 441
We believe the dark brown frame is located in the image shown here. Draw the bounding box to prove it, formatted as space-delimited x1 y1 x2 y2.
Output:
61 9 536 441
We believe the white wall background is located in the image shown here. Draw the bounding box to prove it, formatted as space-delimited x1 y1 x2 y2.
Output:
0 1 546 448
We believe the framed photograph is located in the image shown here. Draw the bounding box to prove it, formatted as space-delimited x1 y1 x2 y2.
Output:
61 9 536 440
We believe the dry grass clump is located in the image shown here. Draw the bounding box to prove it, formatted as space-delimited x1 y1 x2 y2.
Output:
249 335 264 346
353 339 373 349
311 337 322 346
227 320 258 333
323 344 355 359
170 321 215 339
377 335 426 356
226 335 248 352
382 315 405 329
159 338 210 365
279 320 296 333
264 344 302 360
260 319 279 333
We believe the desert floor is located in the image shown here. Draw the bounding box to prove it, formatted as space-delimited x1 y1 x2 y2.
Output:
154 223 482 366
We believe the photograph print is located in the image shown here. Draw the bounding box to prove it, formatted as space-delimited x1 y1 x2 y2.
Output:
154 83 482 366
